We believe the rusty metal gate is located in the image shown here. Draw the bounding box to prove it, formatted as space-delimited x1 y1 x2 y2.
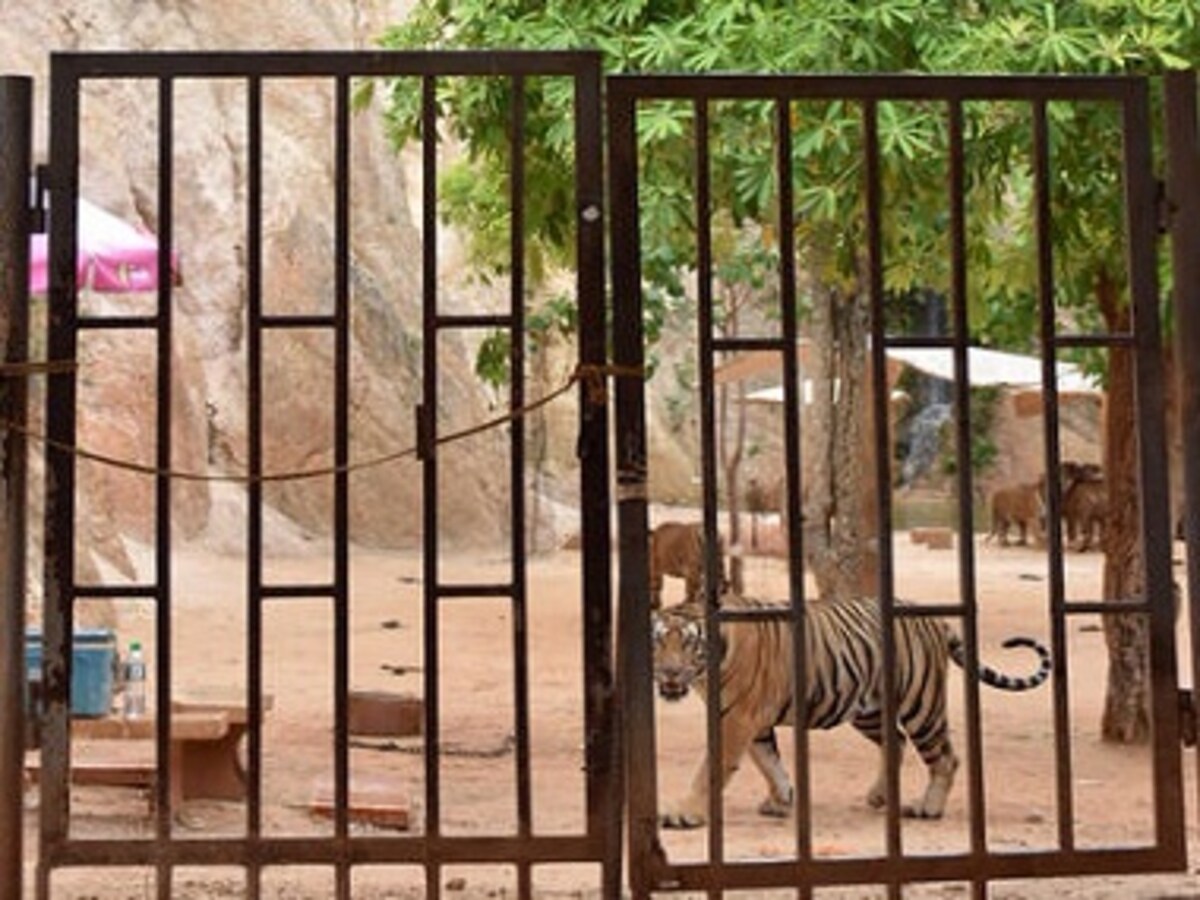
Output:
610 73 1194 896
4 55 1200 900
2 50 616 899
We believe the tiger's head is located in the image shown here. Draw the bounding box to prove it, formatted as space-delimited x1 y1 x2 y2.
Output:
651 604 709 702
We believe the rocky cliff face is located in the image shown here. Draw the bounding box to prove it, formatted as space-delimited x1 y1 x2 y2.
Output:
2 1 555 596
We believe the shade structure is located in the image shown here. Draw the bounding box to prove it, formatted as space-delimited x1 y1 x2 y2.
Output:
744 346 1099 404
29 197 180 293
883 346 1098 394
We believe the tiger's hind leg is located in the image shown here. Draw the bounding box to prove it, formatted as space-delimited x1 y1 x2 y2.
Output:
900 688 958 819
905 735 958 819
748 728 793 818
855 712 956 818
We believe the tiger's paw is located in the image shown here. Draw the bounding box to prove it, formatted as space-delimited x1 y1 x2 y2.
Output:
900 801 945 820
758 790 793 818
660 800 707 829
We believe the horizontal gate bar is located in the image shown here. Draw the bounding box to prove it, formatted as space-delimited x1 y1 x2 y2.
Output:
608 72 1141 102
76 315 159 330
657 845 1185 892
51 50 601 81
710 336 787 353
41 834 609 868
74 584 157 599
436 313 516 330
261 314 337 329
436 583 516 600
258 584 336 600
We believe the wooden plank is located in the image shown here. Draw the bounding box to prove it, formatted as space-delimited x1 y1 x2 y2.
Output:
348 691 423 737
25 758 155 788
172 692 275 725
71 710 229 741
310 776 410 830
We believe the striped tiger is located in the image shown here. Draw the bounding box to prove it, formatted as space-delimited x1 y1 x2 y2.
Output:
652 590 1051 828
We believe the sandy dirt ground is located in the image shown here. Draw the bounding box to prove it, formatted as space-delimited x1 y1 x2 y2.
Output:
18 523 1200 898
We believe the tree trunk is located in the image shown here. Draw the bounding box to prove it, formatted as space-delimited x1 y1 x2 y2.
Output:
1097 273 1151 743
803 277 874 601
719 377 747 594
804 277 838 596
829 288 876 597
716 279 748 593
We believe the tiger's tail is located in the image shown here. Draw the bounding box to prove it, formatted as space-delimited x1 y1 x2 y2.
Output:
948 633 1052 691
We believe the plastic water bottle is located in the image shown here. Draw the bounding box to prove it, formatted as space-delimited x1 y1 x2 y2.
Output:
123 641 147 719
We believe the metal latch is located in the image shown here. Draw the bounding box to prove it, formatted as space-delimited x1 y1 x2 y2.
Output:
29 162 48 234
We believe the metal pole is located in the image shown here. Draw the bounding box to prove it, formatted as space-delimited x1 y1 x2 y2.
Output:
1164 69 1200 833
0 74 33 900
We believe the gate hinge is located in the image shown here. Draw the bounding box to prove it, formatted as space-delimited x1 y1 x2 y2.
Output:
1156 178 1174 235
29 163 48 234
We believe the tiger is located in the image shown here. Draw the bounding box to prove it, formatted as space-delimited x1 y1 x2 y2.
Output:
651 589 1052 828
985 481 1045 547
1062 475 1106 552
649 521 726 609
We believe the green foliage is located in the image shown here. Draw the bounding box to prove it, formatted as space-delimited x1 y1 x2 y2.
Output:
473 291 578 390
474 329 511 391
377 0 1200 377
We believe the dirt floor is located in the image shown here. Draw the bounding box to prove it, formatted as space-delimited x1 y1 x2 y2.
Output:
18 521 1200 898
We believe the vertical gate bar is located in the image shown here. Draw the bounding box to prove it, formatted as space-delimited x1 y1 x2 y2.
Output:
1164 68 1200 836
946 98 987 895
333 73 352 900
608 82 658 898
774 99 812 893
1031 97 1076 853
864 91 902 897
0 73 32 900
572 57 619 895
245 73 265 900
861 100 901 895
692 98 724 881
696 99 723 627
1121 79 1185 860
39 57 82 897
507 72 533 900
419 73 443 898
153 76 176 899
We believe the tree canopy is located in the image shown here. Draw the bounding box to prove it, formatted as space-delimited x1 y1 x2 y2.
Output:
377 0 1199 356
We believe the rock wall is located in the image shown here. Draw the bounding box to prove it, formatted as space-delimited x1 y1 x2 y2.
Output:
2 0 534 587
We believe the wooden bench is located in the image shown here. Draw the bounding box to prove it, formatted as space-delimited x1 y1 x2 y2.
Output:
25 711 231 808
25 696 273 808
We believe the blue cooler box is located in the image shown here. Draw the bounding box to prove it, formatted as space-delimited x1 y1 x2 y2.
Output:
25 628 117 718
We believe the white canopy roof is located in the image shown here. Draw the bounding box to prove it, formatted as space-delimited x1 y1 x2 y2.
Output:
745 346 1099 404
885 346 1098 392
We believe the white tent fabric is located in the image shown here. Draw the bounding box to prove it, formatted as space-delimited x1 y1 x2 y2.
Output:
746 382 910 404
885 346 1098 392
745 346 1099 404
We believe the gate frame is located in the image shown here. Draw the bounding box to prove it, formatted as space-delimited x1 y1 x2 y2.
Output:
1165 69 1200 837
21 49 616 900
0 74 33 900
609 72 1185 896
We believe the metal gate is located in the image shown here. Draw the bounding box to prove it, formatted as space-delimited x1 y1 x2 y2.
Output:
3 50 616 899
610 73 1190 896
